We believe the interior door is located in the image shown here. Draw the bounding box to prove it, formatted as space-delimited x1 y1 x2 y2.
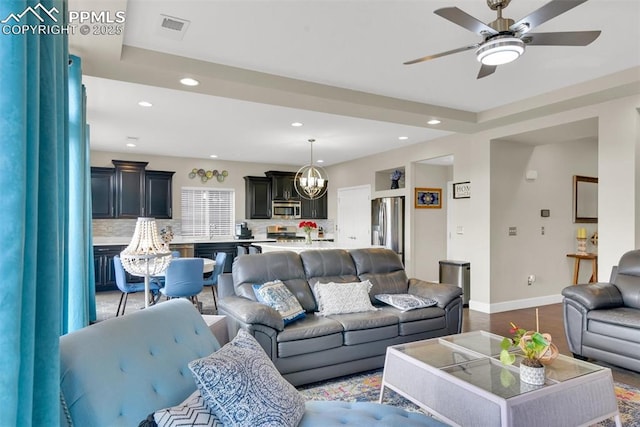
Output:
336 185 371 247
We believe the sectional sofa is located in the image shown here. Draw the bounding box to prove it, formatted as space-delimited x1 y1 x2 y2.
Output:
218 247 464 386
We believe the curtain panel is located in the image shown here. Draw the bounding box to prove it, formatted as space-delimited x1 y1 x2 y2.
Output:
0 0 94 424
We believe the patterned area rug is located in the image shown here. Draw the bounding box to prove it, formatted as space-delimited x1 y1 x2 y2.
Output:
298 369 640 426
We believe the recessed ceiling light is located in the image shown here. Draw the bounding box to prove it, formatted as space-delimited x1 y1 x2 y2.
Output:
209 154 218 158
317 159 324 163
291 122 303 127
138 101 153 107
180 77 199 86
126 143 136 148
427 119 442 125
398 136 409 140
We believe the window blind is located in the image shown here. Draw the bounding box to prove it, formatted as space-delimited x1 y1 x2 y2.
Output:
181 187 235 237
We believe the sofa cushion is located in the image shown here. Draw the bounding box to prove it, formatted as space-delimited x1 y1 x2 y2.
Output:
189 329 306 427
379 306 447 336
349 248 409 301
277 314 345 357
232 252 317 311
314 281 378 316
327 311 399 345
253 280 306 325
375 293 437 311
300 250 359 288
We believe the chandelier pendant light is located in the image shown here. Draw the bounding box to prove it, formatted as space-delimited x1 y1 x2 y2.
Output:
294 138 328 200
120 217 172 308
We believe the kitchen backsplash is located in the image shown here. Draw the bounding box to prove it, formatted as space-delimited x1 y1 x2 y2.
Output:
93 219 335 238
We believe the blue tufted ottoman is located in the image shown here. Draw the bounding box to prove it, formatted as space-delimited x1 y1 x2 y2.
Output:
301 401 447 426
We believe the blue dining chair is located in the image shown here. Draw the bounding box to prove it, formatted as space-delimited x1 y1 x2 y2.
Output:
113 255 162 316
160 258 204 311
150 251 180 288
203 252 227 310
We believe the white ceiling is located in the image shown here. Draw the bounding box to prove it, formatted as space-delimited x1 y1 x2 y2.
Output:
70 0 640 167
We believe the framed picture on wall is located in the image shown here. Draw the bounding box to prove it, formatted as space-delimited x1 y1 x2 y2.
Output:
415 188 442 209
453 181 471 199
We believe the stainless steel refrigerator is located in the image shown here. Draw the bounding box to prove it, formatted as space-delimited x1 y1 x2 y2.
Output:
371 196 405 262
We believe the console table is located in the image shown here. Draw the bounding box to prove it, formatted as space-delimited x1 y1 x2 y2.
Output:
566 253 597 284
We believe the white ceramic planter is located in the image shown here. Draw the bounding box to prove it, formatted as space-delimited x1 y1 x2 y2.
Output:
520 364 545 385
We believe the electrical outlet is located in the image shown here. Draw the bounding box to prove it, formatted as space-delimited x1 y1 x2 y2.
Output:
528 275 536 286
541 226 545 235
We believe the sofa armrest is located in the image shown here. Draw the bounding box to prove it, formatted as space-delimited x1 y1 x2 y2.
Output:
561 282 624 310
218 295 285 331
408 278 463 308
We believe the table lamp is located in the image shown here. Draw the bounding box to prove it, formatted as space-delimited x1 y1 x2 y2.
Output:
120 217 172 308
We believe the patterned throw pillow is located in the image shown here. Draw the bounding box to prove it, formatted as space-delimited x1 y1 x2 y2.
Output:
253 280 306 325
153 390 222 427
375 293 437 312
313 281 378 316
188 329 306 427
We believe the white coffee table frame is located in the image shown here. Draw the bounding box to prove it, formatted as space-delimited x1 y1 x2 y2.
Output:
379 331 621 427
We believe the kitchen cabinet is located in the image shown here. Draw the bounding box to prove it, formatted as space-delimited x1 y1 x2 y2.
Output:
194 243 236 273
300 185 328 219
93 245 143 292
91 167 115 218
244 176 272 219
145 170 175 218
265 170 299 201
91 160 174 219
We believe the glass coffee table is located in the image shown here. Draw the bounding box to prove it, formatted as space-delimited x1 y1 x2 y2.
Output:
379 331 621 427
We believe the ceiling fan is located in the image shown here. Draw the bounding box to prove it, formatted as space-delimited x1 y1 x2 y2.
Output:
404 0 601 79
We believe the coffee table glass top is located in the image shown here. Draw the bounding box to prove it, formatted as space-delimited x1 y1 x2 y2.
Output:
392 330 604 396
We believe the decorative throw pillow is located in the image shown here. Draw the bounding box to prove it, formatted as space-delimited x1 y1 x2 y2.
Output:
375 293 437 312
188 329 306 427
253 280 306 325
149 390 223 427
313 281 378 316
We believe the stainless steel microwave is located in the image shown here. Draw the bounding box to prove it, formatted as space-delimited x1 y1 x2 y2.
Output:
272 201 301 219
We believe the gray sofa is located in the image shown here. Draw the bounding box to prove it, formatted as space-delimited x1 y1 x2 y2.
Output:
218 248 464 386
60 299 447 427
562 249 640 372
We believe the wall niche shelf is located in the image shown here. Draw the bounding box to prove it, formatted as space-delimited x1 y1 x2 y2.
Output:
375 167 405 192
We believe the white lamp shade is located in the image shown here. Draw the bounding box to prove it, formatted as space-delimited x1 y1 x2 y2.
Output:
120 217 172 277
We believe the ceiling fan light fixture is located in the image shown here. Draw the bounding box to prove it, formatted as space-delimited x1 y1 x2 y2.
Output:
476 36 525 66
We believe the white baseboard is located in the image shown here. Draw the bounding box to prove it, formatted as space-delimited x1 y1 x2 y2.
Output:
468 294 564 314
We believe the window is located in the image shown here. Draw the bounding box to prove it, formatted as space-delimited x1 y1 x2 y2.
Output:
181 187 235 238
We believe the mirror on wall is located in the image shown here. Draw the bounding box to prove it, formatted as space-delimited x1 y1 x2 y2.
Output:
573 175 598 223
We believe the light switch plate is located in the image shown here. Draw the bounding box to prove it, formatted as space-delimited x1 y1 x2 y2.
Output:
509 227 517 236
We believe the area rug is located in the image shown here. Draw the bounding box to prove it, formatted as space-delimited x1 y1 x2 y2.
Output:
298 369 640 426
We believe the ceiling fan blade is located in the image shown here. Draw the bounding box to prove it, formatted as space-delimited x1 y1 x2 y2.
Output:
434 7 498 35
477 64 497 79
403 44 479 65
524 31 601 46
511 0 589 34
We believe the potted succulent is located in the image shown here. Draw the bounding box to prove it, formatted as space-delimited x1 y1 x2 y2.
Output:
500 322 557 385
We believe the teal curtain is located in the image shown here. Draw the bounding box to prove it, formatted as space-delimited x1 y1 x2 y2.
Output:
0 0 94 424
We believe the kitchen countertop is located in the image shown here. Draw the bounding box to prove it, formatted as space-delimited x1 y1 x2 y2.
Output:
253 241 380 254
92 236 276 246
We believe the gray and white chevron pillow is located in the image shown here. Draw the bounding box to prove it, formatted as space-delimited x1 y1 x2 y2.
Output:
154 390 222 427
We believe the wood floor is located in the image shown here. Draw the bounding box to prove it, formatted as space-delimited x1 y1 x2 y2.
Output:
463 303 640 388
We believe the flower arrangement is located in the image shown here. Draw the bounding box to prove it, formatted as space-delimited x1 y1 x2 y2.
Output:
500 322 550 368
298 221 317 233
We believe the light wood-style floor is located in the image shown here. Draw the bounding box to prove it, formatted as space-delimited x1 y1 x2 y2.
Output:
95 292 639 387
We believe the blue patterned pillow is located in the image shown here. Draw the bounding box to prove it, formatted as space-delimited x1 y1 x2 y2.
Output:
188 329 306 427
253 280 306 325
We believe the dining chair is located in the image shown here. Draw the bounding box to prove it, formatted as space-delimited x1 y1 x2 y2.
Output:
160 258 204 311
113 255 161 316
151 251 180 288
203 252 227 310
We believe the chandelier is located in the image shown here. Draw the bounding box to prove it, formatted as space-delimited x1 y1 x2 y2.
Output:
120 217 172 308
294 138 328 200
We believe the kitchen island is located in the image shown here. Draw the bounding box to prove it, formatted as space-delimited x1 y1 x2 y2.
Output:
254 241 381 254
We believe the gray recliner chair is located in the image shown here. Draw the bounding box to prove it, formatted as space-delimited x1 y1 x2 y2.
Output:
562 249 640 372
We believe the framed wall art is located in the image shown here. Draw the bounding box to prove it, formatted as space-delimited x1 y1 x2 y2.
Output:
453 181 471 199
415 187 442 209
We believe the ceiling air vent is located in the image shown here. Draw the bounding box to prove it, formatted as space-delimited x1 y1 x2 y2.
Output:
156 14 190 41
